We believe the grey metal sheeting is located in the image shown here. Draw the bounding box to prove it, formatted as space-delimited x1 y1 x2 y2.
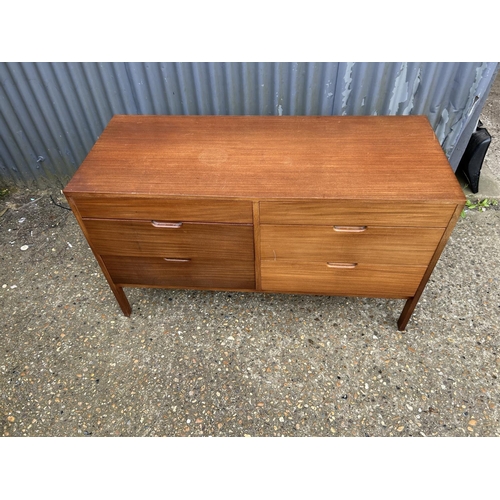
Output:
0 62 498 187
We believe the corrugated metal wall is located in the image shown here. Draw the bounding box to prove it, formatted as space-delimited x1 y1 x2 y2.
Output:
0 62 498 188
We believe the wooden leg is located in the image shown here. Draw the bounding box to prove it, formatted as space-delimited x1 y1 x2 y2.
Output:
397 204 464 331
398 296 419 331
65 195 132 317
111 284 132 316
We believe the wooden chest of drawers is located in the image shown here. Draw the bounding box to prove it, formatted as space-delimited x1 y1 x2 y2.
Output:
63 115 465 330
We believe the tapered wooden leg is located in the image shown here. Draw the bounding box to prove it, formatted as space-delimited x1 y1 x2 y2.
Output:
398 296 419 331
111 284 132 316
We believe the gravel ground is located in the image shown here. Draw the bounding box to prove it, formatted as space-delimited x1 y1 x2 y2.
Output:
1 186 499 437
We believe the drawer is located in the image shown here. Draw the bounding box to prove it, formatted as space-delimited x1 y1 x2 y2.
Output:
261 225 444 266
84 219 254 260
102 255 255 290
259 200 456 227
70 195 253 223
261 260 425 298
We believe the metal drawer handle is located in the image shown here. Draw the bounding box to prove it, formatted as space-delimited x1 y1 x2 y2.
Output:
326 262 357 269
163 258 191 262
333 225 367 232
151 221 183 228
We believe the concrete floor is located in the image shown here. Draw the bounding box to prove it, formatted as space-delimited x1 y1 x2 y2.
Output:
1 78 500 437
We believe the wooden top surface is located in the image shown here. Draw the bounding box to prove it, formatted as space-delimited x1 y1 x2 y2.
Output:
64 115 465 203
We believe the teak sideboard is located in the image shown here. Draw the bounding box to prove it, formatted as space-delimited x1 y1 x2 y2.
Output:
63 115 466 330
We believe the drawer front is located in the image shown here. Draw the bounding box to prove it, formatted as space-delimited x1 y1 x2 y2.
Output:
260 201 456 227
261 260 425 298
261 225 444 266
71 195 253 223
84 219 254 261
102 255 255 290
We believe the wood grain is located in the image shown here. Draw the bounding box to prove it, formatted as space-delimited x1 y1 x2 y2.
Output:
64 115 465 203
253 202 262 291
260 201 457 227
83 219 254 260
63 115 466 326
103 255 255 290
72 195 253 223
261 260 426 298
260 225 445 266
